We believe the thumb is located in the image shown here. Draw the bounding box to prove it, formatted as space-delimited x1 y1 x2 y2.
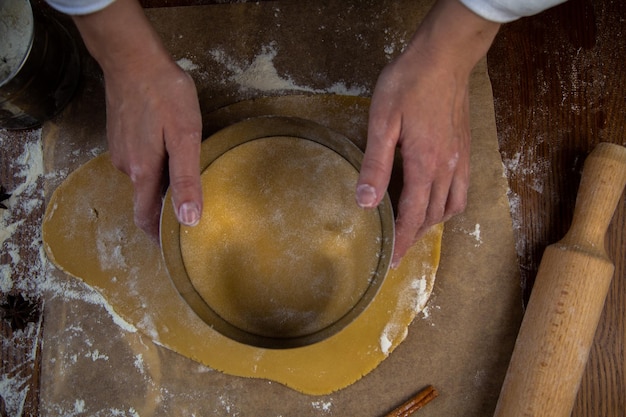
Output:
356 115 399 209
167 129 203 228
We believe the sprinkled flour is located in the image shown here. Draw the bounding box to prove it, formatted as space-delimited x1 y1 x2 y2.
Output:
176 57 199 72
1 130 45 417
500 143 550 262
468 223 483 247
379 275 432 355
209 43 368 96
311 399 333 413
379 332 393 355
501 150 549 195
0 129 136 417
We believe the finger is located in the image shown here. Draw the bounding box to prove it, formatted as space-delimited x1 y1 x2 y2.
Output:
165 113 203 228
443 161 469 222
422 147 463 226
413 151 469 240
356 105 400 209
106 114 165 240
425 172 454 225
391 166 433 267
411 175 453 243
130 161 165 242
443 108 470 222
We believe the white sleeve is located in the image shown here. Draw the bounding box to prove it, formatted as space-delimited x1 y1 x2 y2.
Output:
459 0 568 23
46 0 117 15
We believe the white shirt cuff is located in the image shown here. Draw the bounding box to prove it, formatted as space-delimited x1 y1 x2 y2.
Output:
46 0 117 15
459 0 568 23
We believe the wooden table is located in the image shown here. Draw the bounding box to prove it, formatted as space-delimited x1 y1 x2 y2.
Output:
1 0 624 415
488 0 626 414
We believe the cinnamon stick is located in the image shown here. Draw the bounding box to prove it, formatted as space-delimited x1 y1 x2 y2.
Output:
385 385 439 417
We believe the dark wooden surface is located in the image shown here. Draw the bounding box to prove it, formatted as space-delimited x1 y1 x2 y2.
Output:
488 0 626 414
1 0 624 415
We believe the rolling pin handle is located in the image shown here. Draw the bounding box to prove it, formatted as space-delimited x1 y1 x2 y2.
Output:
561 142 626 251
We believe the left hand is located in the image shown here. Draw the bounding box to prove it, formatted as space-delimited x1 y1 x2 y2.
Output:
357 46 471 267
356 0 500 267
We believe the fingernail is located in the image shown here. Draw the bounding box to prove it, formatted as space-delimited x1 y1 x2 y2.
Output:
356 184 378 208
178 202 200 226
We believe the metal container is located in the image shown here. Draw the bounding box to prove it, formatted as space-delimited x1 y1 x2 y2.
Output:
0 0 80 130
161 116 395 349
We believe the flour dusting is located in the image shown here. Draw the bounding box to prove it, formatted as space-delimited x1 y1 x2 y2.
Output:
379 277 431 355
410 276 431 312
176 57 199 72
210 43 368 96
500 143 550 262
311 399 333 413
133 354 145 375
0 129 139 417
0 130 46 417
379 332 392 355
468 223 483 247
217 394 239 416
382 27 409 60
502 147 549 195
0 313 42 417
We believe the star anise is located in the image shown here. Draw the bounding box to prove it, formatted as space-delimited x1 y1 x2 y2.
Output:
0 186 10 210
0 294 39 332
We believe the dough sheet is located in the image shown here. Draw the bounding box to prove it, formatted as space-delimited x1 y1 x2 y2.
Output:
42 108 443 395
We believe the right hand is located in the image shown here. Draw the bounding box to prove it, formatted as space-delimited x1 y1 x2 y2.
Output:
104 56 203 240
73 0 203 241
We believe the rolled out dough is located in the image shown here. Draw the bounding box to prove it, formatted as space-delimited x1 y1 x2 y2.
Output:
181 136 382 339
42 97 443 395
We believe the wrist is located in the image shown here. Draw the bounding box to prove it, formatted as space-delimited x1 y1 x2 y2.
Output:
405 0 500 77
72 0 172 77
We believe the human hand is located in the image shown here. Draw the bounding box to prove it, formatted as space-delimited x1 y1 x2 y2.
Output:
356 0 500 267
104 58 202 240
358 51 471 267
73 0 202 241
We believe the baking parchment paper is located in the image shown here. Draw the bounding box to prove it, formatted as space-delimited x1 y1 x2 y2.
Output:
40 1 522 415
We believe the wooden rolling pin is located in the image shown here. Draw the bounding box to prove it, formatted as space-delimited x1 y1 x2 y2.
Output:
494 142 626 417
